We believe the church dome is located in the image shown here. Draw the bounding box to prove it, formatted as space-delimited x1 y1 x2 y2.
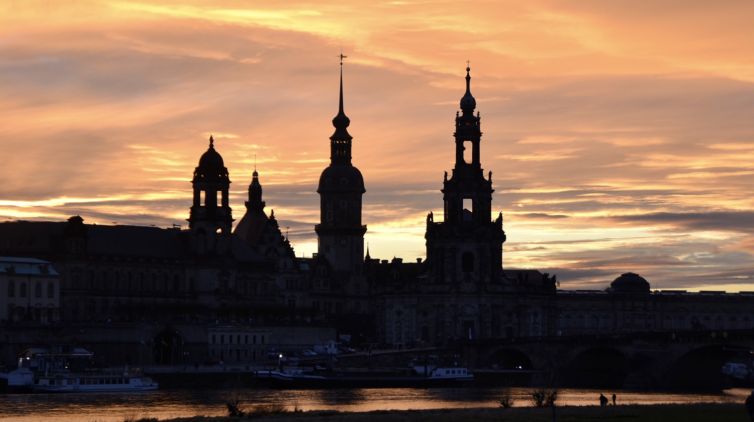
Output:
610 272 651 294
317 165 365 193
195 136 228 180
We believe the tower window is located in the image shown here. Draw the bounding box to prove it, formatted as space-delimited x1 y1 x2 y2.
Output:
463 140 472 164
462 251 474 273
463 198 473 221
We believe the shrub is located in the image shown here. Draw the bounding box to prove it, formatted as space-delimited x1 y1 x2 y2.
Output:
226 399 246 417
531 388 558 408
499 389 515 408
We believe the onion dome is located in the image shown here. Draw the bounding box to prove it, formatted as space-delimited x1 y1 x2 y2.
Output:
460 65 476 112
609 272 651 294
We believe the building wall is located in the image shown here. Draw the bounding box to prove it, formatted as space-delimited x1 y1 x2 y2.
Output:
0 258 60 324
555 291 754 336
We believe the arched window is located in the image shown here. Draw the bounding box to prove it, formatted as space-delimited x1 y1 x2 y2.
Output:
19 282 27 298
7 280 15 297
463 140 472 163
461 252 474 273
35 282 42 298
47 282 54 299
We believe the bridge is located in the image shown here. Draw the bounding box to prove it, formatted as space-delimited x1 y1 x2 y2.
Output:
466 329 754 389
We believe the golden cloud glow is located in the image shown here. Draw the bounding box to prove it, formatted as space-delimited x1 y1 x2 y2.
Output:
0 0 752 291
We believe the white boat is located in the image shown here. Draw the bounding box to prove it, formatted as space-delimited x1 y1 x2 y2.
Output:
1 347 158 393
31 371 158 393
421 366 474 381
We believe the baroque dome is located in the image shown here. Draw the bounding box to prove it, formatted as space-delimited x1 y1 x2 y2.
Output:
610 272 651 294
195 136 228 181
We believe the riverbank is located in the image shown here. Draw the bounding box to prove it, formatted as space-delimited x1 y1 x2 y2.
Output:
160 403 747 422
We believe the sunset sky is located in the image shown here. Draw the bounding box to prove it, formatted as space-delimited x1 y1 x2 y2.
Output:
1 0 753 291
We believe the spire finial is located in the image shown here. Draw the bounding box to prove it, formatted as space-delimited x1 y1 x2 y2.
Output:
338 52 347 114
209 134 214 148
465 61 471 93
254 153 257 173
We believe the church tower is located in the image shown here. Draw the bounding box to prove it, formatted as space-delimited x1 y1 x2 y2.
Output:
315 58 367 274
425 66 506 284
235 167 296 268
188 136 233 252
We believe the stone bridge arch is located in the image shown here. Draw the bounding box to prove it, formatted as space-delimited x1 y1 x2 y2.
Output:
663 343 750 390
478 346 539 386
486 347 535 370
560 346 630 388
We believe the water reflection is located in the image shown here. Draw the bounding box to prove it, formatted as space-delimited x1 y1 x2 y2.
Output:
314 388 367 406
0 387 749 422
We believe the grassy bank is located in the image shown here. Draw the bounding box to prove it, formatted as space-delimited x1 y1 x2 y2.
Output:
156 403 748 422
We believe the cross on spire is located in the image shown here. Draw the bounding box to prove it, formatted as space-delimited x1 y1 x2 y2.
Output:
339 52 348 66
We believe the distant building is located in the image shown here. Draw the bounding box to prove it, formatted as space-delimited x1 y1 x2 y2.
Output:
555 273 754 335
0 257 60 324
0 65 752 365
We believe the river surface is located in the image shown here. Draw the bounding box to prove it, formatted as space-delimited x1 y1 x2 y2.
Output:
0 387 750 421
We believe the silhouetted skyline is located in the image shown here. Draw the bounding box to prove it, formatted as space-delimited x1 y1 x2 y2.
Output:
1 1 753 291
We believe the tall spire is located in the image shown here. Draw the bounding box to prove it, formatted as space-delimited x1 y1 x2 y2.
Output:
332 53 351 133
338 53 346 115
330 53 353 164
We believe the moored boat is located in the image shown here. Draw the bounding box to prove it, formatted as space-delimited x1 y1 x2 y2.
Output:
254 365 474 388
0 347 158 393
31 371 158 393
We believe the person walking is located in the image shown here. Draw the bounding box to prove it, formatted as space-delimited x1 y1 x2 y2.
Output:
612 393 616 406
599 393 608 407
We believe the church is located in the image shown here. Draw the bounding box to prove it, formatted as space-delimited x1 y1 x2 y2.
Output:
0 63 752 366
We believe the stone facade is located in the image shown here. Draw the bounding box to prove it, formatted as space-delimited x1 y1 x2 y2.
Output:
0 257 60 324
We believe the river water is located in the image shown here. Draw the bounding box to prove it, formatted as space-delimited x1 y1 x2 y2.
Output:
0 387 750 421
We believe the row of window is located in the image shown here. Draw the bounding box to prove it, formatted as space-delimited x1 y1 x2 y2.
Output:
5 306 58 323
558 313 754 330
68 269 272 296
210 348 263 361
6 280 56 299
211 333 266 345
